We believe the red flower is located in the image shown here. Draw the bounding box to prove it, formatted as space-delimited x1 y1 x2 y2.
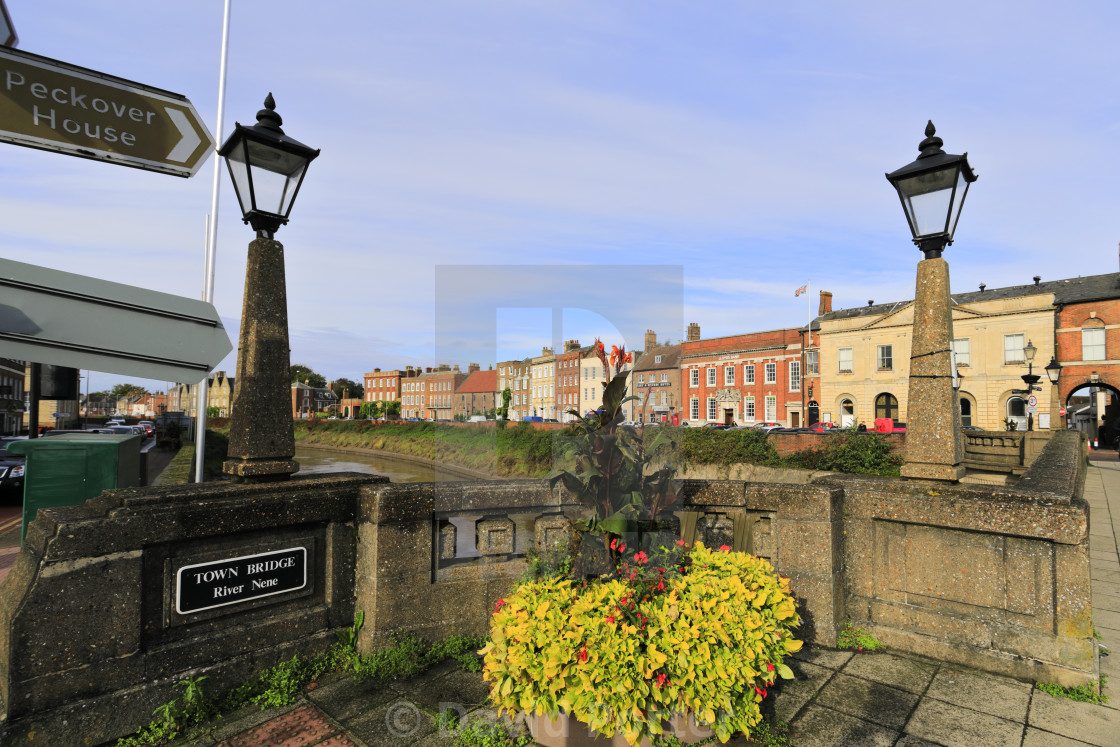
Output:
618 543 626 553
494 598 507 612
606 616 616 624
676 539 686 547
719 545 731 552
654 673 668 688
633 551 649 565
610 538 618 551
656 580 665 591
767 663 775 672
578 647 588 663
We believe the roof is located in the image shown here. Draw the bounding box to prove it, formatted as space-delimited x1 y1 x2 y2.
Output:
633 343 681 371
814 272 1120 326
456 369 497 394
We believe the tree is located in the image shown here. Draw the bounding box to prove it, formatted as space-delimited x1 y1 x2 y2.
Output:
330 377 364 401
207 406 221 418
290 364 326 389
110 383 148 400
384 400 401 420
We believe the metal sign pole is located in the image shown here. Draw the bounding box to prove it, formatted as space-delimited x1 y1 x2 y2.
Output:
195 0 232 484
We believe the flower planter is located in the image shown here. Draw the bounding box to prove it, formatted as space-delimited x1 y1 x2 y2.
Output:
528 710 712 747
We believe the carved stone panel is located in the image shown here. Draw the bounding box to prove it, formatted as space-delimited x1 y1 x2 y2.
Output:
751 515 773 559
438 522 457 560
535 514 572 553
476 517 515 556
698 512 735 549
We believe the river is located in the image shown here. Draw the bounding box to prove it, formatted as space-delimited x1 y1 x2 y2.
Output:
294 445 468 482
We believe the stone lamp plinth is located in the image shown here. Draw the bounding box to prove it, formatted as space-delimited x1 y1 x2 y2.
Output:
901 257 965 481
223 236 299 481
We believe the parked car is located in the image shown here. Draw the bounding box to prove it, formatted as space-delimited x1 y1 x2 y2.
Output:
808 422 840 433
0 437 27 499
138 421 155 437
752 422 783 432
702 422 731 430
772 427 813 434
40 428 114 437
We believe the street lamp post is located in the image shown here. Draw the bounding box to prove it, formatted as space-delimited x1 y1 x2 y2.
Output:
886 121 977 481
221 94 320 482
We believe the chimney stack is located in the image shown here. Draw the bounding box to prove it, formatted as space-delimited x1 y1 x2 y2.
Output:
818 291 833 315
374 368 380 372
686 322 701 342
468 362 480 373
644 329 657 350
565 339 581 352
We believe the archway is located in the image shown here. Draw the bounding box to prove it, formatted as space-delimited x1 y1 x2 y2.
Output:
1064 381 1120 447
807 400 819 426
839 398 855 428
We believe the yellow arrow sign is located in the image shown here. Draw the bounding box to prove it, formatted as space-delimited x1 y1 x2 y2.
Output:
0 46 213 177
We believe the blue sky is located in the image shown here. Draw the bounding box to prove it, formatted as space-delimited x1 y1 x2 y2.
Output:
2 1 1118 395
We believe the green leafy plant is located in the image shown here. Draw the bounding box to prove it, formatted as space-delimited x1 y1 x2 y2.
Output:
335 610 365 648
548 340 680 554
453 715 535 747
1036 674 1109 705
117 675 216 746
837 623 884 652
481 542 802 745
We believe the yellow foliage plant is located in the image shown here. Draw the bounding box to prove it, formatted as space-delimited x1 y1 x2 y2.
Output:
480 542 802 745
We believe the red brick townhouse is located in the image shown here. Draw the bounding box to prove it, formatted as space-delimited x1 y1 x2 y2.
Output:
452 365 495 420
1052 272 1120 435
680 322 804 427
363 369 403 407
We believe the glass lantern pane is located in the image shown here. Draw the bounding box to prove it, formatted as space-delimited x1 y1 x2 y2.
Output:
897 167 955 237
279 164 307 216
224 144 254 215
244 141 307 216
947 170 970 238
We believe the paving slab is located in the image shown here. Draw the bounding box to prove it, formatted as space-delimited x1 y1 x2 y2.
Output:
841 652 940 694
893 736 944 747
390 668 492 714
788 703 898 747
924 667 1032 722
770 659 834 724
1021 727 1095 746
904 698 1023 747
812 672 918 730
342 699 438 746
1028 691 1120 747
1091 607 1120 631
307 673 399 722
792 645 854 670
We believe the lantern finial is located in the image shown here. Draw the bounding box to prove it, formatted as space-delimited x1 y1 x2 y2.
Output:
256 93 284 133
918 120 944 159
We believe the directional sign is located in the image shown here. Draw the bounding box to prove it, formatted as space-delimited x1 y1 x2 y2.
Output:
0 258 232 383
0 46 213 177
0 1 16 48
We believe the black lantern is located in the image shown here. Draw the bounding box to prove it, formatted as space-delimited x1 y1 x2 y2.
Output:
218 93 320 237
1045 356 1062 384
886 121 978 259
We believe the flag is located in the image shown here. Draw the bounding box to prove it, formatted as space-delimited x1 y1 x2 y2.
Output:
794 284 808 297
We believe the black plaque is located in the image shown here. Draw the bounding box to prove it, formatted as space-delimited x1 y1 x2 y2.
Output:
176 546 306 614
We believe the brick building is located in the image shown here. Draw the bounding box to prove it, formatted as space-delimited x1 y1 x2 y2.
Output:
799 292 830 426
554 341 584 423
363 369 403 407
1052 273 1120 440
497 359 530 421
0 358 25 435
680 324 804 427
632 332 681 424
291 381 338 419
400 366 424 419
425 365 470 421
529 348 556 420
453 366 496 420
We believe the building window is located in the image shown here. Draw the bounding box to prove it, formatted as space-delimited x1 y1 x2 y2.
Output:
707 397 717 420
877 345 893 371
661 373 668 382
690 398 700 420
953 338 970 367
638 374 645 384
655 355 663 364
806 350 819 375
875 393 899 421
690 369 699 387
960 397 973 427
1083 323 1106 361
744 396 755 420
765 362 777 384
765 395 777 421
789 361 801 391
707 368 716 386
838 348 853 373
1006 396 1027 430
744 364 755 384
725 366 735 385
1004 334 1025 364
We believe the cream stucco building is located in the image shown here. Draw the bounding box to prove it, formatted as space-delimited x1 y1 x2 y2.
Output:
818 281 1059 431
